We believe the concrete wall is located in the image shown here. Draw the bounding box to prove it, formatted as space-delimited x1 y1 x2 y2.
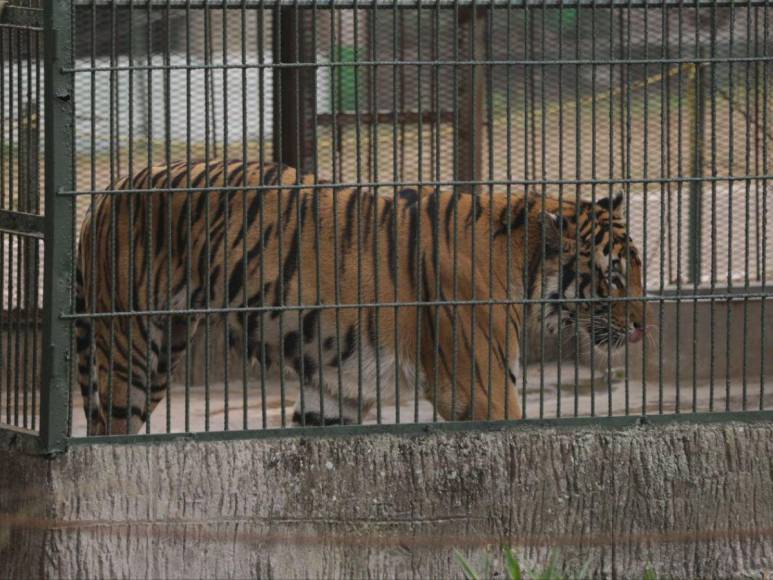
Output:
2 418 773 578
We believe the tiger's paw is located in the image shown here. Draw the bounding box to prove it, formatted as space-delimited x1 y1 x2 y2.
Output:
291 411 354 427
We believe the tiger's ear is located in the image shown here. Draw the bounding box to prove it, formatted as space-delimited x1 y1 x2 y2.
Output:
597 191 624 218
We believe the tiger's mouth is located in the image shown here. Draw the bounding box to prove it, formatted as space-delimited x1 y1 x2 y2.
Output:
551 312 647 349
587 322 646 349
628 326 645 344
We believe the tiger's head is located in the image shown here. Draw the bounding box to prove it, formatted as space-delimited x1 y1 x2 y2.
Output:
540 192 650 352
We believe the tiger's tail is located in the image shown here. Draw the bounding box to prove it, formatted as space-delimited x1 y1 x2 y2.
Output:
75 261 107 435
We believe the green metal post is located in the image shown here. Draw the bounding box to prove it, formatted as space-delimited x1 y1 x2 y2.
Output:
40 0 74 453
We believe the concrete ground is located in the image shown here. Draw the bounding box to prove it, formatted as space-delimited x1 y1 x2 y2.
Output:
68 362 773 436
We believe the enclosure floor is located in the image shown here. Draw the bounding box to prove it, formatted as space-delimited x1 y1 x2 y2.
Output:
65 364 773 436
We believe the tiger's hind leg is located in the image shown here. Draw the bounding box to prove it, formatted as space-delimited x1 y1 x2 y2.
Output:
90 317 157 435
138 315 202 431
82 315 199 435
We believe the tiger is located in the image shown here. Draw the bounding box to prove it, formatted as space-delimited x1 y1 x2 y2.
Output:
75 160 649 435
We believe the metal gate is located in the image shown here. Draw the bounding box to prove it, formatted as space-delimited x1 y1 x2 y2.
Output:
0 0 43 436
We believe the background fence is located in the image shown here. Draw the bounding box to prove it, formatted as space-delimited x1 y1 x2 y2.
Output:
0 0 770 449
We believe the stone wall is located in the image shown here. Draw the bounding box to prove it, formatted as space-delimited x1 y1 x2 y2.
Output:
2 418 773 578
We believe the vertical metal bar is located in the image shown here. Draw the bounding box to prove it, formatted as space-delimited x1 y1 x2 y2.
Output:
2 229 8 426
641 0 650 416
19 101 38 428
164 0 173 433
0 28 5 423
485 5 493 420
414 5 426 423
690 8 700 411
742 0 752 412
272 4 287 427
107 0 118 435
538 0 546 419
388 0 399 426
503 0 513 421
413 2 424 426
41 0 75 452
203 0 212 431
10 28 17 425
257 0 268 429
519 3 530 418
726 0 737 411
430 0 440 424
589 0 598 418
31 38 41 429
127 0 136 436
572 1 581 417
328 2 343 423
754 5 761 285
675 0 684 414
609 1 618 417
33 0 42 434
556 0 564 419
240 0 249 431
623 0 631 416
758 1 768 410
144 0 154 434
450 0 460 420
310 0 323 426
708 2 717 411
292 0 306 425
658 2 668 414
222 0 231 431
688 55 704 287
184 0 192 433
363 2 375 424
467 0 478 420
87 0 98 437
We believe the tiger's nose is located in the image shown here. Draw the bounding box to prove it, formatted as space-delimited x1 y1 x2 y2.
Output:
628 322 646 343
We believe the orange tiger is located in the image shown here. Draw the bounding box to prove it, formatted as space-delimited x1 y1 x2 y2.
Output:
76 161 648 434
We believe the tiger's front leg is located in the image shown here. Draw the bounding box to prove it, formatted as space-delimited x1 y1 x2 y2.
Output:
286 334 369 426
291 381 364 426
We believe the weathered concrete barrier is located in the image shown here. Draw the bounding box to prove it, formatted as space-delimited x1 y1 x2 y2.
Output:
2 417 773 578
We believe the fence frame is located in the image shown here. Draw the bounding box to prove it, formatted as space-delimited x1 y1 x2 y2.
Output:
40 0 74 454
0 0 768 453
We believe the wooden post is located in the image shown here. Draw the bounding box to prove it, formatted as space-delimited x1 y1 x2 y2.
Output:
455 7 487 196
273 6 316 174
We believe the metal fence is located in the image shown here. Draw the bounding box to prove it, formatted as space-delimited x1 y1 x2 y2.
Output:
0 0 770 451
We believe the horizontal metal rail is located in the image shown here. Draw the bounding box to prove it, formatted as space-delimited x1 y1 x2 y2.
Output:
57 174 773 197
67 0 773 9
67 410 773 448
64 291 772 321
64 55 773 74
0 4 42 30
0 210 45 239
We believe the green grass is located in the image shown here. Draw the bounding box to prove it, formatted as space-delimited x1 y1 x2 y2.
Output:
455 547 657 580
